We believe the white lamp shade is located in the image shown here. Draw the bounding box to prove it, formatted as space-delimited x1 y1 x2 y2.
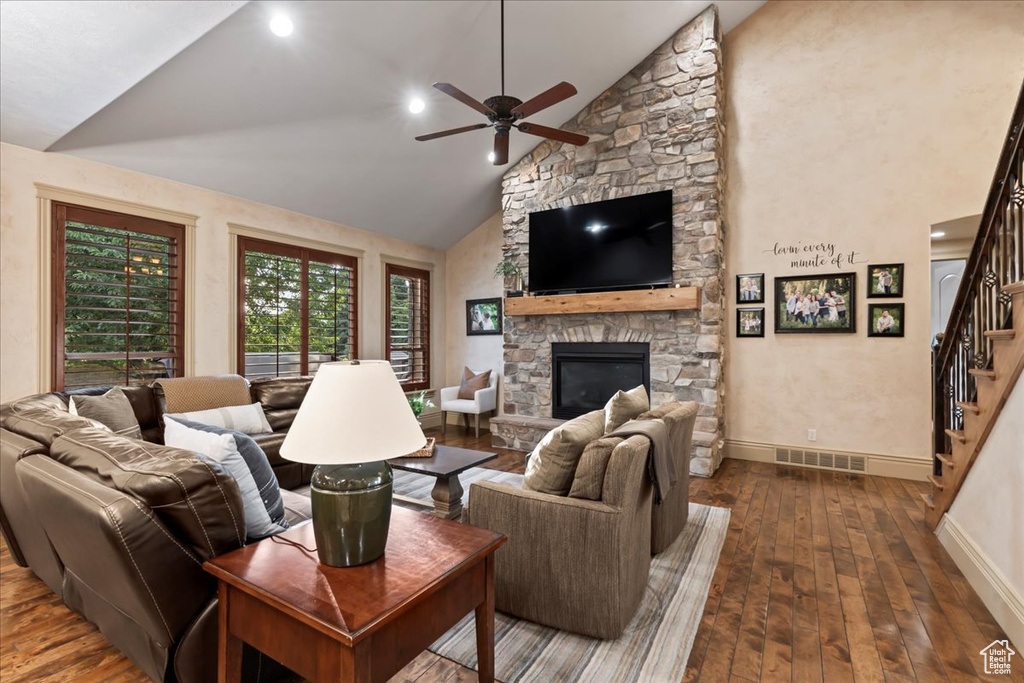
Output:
280 360 426 465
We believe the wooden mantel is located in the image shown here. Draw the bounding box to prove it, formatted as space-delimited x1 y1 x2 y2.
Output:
505 286 701 316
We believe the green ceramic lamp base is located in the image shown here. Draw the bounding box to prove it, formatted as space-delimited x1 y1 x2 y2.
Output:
309 461 393 567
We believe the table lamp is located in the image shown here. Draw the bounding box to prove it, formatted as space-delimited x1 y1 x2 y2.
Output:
280 360 426 567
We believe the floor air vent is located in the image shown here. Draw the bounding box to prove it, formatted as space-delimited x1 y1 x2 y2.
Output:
775 447 868 474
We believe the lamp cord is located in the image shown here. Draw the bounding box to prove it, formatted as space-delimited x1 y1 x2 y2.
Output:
269 533 318 556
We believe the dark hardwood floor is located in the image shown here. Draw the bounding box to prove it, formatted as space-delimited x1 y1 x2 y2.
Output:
1 426 1016 682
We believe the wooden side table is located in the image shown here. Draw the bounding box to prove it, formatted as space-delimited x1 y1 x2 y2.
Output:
204 507 505 683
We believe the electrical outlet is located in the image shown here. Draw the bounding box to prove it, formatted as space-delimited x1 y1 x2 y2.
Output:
808 428 817 442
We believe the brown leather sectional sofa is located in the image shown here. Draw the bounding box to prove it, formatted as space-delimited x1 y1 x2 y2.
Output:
0 376 315 682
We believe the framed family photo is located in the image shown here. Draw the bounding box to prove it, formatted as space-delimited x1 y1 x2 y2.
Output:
466 298 502 335
737 307 765 337
774 272 856 333
868 303 905 337
867 263 904 298
736 273 765 304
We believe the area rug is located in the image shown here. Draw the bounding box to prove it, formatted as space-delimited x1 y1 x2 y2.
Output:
392 466 731 683
391 465 525 504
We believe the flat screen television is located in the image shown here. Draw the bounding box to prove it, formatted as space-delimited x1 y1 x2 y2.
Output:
528 190 673 295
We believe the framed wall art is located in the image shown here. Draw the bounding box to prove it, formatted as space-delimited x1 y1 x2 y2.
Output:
775 272 856 333
466 298 502 335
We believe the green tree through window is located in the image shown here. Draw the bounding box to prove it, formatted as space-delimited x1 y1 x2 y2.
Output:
53 203 185 390
238 238 357 379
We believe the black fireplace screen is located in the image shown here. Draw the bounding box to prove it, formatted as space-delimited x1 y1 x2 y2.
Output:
552 342 651 419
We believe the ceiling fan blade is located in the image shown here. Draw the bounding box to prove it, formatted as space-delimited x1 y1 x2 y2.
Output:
511 81 578 119
516 122 589 147
493 132 509 165
415 123 490 142
433 83 496 116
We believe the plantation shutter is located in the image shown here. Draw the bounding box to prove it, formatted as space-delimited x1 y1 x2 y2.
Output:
385 263 430 391
53 203 186 390
238 237 357 379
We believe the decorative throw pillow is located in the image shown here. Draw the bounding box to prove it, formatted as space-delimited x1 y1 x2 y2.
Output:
458 367 491 400
69 387 143 440
569 436 622 501
523 409 606 496
603 385 650 433
164 417 288 540
165 402 273 436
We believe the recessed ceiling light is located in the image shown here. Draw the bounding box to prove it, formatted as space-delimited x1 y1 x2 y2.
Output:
408 98 425 114
487 151 496 162
931 231 946 238
269 15 293 37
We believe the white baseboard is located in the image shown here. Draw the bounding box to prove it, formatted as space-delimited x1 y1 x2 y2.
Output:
723 439 932 481
937 514 1024 649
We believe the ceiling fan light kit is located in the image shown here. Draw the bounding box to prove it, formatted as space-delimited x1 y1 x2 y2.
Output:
415 0 589 165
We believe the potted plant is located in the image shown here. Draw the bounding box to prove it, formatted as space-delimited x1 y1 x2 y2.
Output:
494 258 525 296
407 390 435 423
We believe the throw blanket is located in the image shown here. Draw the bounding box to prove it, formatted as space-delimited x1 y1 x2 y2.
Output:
155 375 251 414
610 419 675 504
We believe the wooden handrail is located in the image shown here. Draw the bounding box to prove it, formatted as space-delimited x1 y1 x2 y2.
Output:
933 78 1024 464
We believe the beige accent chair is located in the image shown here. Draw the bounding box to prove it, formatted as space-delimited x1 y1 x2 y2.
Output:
439 369 497 438
467 435 653 639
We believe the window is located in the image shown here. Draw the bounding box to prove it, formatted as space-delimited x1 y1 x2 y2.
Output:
238 237 357 379
385 263 430 391
52 203 186 390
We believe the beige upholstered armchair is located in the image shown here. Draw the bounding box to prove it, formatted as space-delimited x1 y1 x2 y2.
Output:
467 435 653 639
439 369 497 438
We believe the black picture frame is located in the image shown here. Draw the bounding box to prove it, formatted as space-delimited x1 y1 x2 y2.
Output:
867 263 904 298
466 298 502 336
736 307 765 337
868 303 905 337
736 273 765 304
774 272 857 334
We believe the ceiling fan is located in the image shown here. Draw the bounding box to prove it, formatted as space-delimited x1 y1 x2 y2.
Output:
414 0 589 165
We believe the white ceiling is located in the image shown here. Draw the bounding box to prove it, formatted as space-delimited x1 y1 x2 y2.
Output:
1 0 763 248
0 1 246 150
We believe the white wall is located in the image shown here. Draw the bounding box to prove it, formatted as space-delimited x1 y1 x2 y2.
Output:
941 379 1024 649
0 142 447 401
443 211 504 424
724 0 1024 461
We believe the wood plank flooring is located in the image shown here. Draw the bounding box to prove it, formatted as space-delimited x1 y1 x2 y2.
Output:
1 427 1017 682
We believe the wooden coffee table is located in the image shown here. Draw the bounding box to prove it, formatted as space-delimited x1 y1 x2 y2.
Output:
389 444 497 519
204 507 505 683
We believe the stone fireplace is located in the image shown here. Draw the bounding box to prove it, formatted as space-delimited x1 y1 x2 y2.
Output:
552 342 650 419
489 6 726 476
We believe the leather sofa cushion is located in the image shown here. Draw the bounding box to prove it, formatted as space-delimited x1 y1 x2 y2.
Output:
523 409 606 496
252 431 286 465
263 408 298 433
1 393 67 414
49 430 246 560
0 407 110 447
249 377 312 431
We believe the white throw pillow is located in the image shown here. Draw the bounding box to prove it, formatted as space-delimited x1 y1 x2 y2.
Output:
164 402 272 435
163 417 287 540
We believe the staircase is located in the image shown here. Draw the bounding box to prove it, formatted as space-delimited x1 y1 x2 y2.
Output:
927 80 1024 529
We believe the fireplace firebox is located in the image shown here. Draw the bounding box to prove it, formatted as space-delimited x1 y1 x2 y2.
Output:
551 342 651 419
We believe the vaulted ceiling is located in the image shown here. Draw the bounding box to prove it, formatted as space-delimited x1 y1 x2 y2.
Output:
1 0 763 248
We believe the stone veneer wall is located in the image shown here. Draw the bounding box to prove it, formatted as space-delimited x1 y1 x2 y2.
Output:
495 6 726 476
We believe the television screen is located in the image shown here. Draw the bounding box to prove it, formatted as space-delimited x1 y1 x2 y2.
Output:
528 190 673 294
